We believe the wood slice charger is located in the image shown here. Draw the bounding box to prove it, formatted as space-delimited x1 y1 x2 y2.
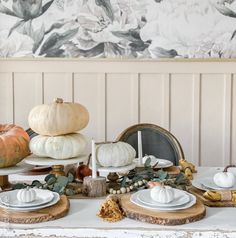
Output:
120 194 206 225
0 195 69 224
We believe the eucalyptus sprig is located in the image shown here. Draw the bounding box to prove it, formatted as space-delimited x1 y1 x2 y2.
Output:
121 158 190 191
12 172 80 196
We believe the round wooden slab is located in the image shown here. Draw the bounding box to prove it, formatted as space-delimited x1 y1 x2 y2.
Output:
0 195 69 224
120 194 206 225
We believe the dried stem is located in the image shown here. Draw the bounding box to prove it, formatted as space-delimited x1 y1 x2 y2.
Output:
54 98 63 103
223 165 236 172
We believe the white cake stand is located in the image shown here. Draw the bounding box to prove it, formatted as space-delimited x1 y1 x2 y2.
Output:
96 162 136 173
0 161 34 189
24 154 88 176
95 163 136 189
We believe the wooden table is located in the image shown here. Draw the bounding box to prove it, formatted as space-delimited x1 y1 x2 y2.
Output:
0 167 235 238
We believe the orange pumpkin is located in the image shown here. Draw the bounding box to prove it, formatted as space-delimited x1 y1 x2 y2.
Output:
0 124 30 168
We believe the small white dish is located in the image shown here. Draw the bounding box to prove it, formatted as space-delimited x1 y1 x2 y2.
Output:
200 177 236 190
130 191 196 211
137 189 190 207
0 189 54 208
134 158 173 168
0 192 59 212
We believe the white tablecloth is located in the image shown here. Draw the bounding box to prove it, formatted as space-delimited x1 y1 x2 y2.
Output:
0 167 235 238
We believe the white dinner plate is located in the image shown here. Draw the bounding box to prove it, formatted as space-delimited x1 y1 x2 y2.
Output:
137 189 190 207
191 179 207 191
134 158 173 168
0 192 60 212
200 177 236 190
0 189 54 208
130 191 196 211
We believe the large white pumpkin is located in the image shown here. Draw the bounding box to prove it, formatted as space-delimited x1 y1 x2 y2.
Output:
30 133 87 159
28 98 89 136
96 142 136 167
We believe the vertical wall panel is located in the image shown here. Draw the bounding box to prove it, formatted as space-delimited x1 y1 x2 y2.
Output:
170 74 194 162
106 73 138 141
192 74 201 165
200 74 225 166
14 73 42 129
222 74 232 165
44 73 73 103
232 75 236 165
140 74 167 127
74 73 105 143
0 73 13 124
163 74 171 130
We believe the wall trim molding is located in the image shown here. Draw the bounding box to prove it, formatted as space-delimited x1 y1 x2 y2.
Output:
1 60 236 73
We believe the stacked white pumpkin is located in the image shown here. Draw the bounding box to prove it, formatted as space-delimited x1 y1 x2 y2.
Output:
28 98 89 160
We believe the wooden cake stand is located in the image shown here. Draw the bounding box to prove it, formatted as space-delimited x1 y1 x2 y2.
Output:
0 161 34 189
24 155 88 177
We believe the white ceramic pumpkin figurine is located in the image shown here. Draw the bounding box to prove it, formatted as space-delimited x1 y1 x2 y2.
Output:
28 98 89 136
96 141 136 167
30 133 87 159
17 187 36 203
150 185 174 204
213 165 236 188
142 155 158 166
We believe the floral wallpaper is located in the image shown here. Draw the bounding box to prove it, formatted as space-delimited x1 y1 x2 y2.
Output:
1 0 236 58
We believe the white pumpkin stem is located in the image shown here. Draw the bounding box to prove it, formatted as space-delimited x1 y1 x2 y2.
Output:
223 165 236 172
160 182 165 188
54 98 64 104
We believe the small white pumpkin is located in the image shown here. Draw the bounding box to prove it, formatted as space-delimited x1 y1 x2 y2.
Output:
28 98 89 136
17 187 36 203
30 133 87 159
142 155 158 166
213 165 236 188
150 185 174 204
96 142 136 167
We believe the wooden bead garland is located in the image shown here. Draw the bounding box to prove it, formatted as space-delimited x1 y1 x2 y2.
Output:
109 179 147 194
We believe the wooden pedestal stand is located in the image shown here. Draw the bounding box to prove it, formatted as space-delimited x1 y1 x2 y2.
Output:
0 161 33 190
83 176 106 197
107 172 120 189
50 165 65 176
24 155 88 177
0 175 11 189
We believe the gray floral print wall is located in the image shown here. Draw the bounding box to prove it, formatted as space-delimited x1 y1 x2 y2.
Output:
1 0 236 58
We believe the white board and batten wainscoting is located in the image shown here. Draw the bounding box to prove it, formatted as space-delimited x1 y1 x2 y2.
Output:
0 59 236 167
